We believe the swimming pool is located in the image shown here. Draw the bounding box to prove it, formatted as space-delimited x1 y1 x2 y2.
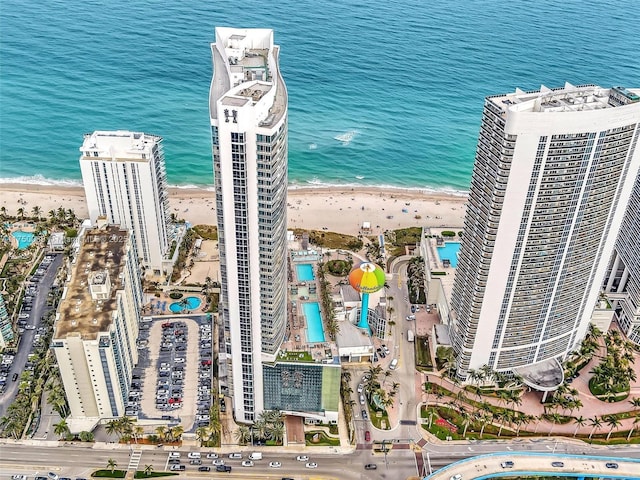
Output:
12 231 35 250
296 263 315 282
437 241 461 268
303 302 326 343
169 296 202 313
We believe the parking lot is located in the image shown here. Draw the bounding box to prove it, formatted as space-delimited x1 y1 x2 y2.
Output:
126 315 213 431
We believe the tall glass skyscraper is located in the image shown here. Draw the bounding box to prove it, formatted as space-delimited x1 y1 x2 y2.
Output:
451 84 640 380
210 27 288 423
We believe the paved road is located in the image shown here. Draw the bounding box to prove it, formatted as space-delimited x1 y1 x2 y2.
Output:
0 253 62 418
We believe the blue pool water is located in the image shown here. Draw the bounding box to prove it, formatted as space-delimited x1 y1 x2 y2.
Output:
169 296 202 313
437 242 461 268
296 263 315 281
12 231 35 249
303 302 326 343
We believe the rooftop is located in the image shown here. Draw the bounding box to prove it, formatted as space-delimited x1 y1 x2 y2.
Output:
489 83 640 114
80 131 162 162
514 357 564 391
55 225 129 340
336 320 373 349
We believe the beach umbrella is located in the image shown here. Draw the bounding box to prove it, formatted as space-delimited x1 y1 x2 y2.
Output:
348 262 385 330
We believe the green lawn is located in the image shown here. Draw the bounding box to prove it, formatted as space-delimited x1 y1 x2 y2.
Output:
305 430 340 446
415 336 433 369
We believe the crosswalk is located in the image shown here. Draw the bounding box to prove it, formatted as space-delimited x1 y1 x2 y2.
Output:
127 449 142 471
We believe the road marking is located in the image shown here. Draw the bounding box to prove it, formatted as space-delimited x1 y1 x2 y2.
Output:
128 450 142 471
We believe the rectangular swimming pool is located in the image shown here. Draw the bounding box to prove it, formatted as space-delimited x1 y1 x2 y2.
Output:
302 302 326 343
437 241 461 268
296 263 315 281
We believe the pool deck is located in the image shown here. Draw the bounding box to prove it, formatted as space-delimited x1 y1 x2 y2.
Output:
142 292 207 316
284 260 339 362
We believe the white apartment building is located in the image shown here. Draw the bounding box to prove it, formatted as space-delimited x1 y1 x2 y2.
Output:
451 84 640 383
210 27 288 423
80 131 170 275
604 126 640 345
52 223 143 433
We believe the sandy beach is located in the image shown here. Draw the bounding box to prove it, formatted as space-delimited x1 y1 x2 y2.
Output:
0 183 467 235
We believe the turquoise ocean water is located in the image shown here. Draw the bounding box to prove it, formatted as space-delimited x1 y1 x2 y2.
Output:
1 0 638 193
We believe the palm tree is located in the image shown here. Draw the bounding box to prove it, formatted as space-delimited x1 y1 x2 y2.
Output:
627 416 640 442
382 370 392 387
548 413 562 437
105 419 121 440
31 205 42 220
629 397 640 410
254 419 269 442
604 415 621 441
234 425 251 445
53 419 70 439
270 422 285 445
589 416 603 440
133 425 144 444
170 425 184 442
155 426 167 442
144 465 153 476
573 416 587 437
106 458 117 473
17 207 25 219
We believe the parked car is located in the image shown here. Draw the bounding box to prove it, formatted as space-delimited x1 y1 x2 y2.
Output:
169 452 181 458
169 465 185 471
500 461 514 468
605 462 618 469
189 459 202 465
197 467 210 472
551 462 564 468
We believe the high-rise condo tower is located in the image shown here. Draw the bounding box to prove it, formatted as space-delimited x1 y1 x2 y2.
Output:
80 131 170 276
451 84 640 383
210 27 288 423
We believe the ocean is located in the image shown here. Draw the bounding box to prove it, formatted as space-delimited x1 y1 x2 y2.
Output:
1 0 638 193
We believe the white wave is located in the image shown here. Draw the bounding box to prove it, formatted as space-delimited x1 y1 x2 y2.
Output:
308 143 317 150
334 130 359 146
168 183 215 191
355 175 365 180
288 179 469 196
0 174 83 187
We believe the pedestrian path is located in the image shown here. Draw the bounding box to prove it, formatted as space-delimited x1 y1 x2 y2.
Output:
127 449 142 471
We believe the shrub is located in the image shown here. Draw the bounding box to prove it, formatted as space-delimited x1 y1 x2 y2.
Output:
169 292 183 300
458 231 463 237
326 259 351 276
441 231 456 237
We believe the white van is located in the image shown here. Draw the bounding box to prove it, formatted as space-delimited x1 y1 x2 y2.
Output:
248 452 262 460
389 358 398 370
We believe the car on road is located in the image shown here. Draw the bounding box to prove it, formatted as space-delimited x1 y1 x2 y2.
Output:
296 455 309 461
500 461 514 468
361 409 368 420
241 461 254 467
269 462 281 468
189 459 202 465
12 475 27 480
305 462 318 469
228 453 242 459
364 464 377 470
406 315 415 320
169 465 185 471
48 473 59 480
389 358 398 370
551 462 564 468
365 431 371 442
206 453 219 459
605 462 618 469
215 465 231 473
168 459 180 465
187 452 201 459
449 475 462 480
197 467 210 472
168 452 181 458
359 394 365 405
212 459 225 466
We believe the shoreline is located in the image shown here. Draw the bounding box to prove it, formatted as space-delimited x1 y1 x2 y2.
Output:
0 183 467 236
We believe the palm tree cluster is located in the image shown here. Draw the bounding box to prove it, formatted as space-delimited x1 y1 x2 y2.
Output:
170 229 196 282
590 330 637 401
362 365 399 413
234 410 284 446
46 207 78 227
340 371 356 443
105 416 150 444
0 314 60 439
316 262 339 340
406 257 426 304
